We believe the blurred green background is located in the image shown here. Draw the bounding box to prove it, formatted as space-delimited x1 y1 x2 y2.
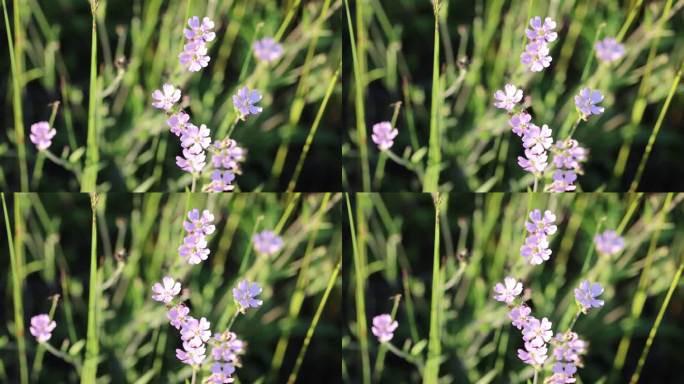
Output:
1 0 341 191
343 0 684 191
343 192 684 383
1 192 341 383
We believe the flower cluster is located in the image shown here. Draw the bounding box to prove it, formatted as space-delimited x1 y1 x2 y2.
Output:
594 229 625 255
548 139 588 193
29 314 57 343
371 121 399 151
520 209 557 265
521 16 557 72
371 314 398 343
180 16 215 72
30 121 57 151
179 208 215 265
151 16 265 191
152 208 269 382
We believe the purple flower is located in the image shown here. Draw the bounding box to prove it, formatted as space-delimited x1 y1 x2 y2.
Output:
522 317 553 347
211 138 246 172
184 16 216 43
509 112 532 136
29 121 57 151
525 209 557 236
371 121 398 151
176 341 206 366
371 314 398 343
152 276 182 303
574 88 604 119
253 37 284 63
212 331 245 363
493 276 523 304
179 41 211 72
509 305 532 330
206 170 236 192
233 280 263 312
252 230 284 256
517 341 548 366
526 17 558 44
595 37 625 63
553 331 587 364
574 280 604 313
522 124 553 154
152 83 181 111
179 233 210 264
181 123 212 154
517 149 548 174
549 363 577 384
176 148 206 173
548 170 577 193
232 87 263 119
183 209 216 236
29 314 56 343
521 42 552 72
181 316 212 347
493 84 523 111
168 304 190 329
553 139 587 171
594 230 624 255
520 234 551 265
208 363 236 384
167 112 190 137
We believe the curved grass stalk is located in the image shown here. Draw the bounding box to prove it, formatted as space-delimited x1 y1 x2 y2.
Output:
628 262 683 384
287 65 340 192
286 257 341 384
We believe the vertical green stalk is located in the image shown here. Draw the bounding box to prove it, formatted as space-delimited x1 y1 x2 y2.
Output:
345 0 370 190
423 194 441 384
628 262 683 384
81 194 100 383
2 0 28 191
82 1 99 192
286 258 341 384
1 193 29 384
628 62 682 192
286 65 340 192
345 193 370 384
423 1 441 192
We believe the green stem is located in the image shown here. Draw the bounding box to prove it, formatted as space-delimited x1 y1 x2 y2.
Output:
1 193 28 384
286 258 341 384
2 0 28 191
81 1 99 191
423 194 441 384
225 309 240 332
41 342 82 373
423 1 441 192
81 194 99 383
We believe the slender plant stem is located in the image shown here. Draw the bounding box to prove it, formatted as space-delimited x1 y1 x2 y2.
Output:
628 262 683 384
225 309 240 332
287 64 340 192
1 193 28 384
533 369 538 384
42 341 82 373
2 0 28 191
423 194 441 384
81 194 100 383
629 62 683 192
286 257 341 384
423 0 441 192
82 1 99 191
345 193 371 384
